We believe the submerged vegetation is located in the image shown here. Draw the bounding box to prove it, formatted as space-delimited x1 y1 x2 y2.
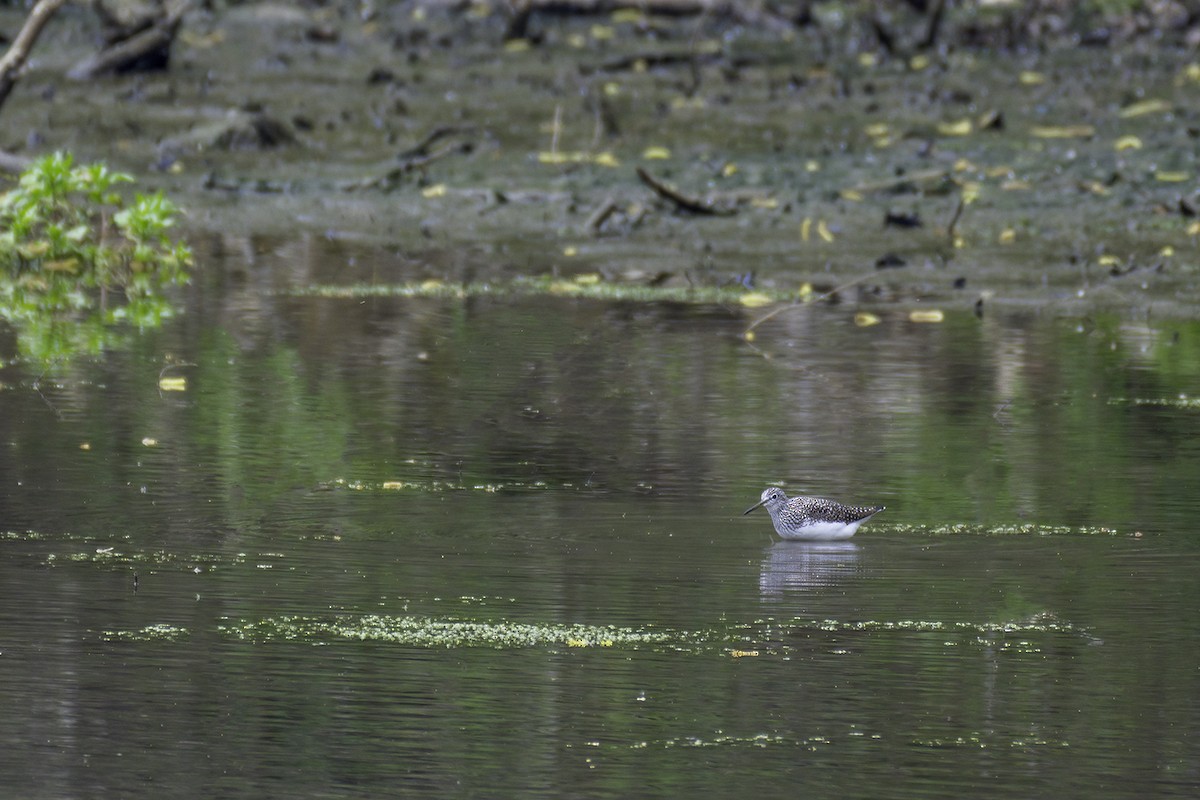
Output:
0 152 191 361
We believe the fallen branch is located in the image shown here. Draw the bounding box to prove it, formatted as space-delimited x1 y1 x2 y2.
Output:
0 0 70 112
584 195 620 234
340 140 474 192
505 0 797 40
946 195 966 243
67 0 190 80
636 167 737 216
743 272 877 336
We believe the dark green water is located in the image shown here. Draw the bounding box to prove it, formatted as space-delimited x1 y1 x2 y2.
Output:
1 236 1199 798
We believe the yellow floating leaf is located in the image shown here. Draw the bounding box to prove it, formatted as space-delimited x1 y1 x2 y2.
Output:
79 442 92 451
798 282 813 300
611 8 645 23
953 236 966 248
839 189 864 202
855 312 881 327
1001 179 1031 191
590 24 614 40
567 639 589 647
168 162 184 175
858 52 877 68
1160 245 1175 257
593 152 620 168
503 38 530 53
1188 221 1200 236
567 33 586 48
800 217 812 242
909 310 945 323
574 272 600 284
961 182 981 203
141 437 158 447
805 160 821 173
1079 180 1110 196
548 281 580 295
730 649 760 658
158 376 187 392
411 6 426 21
421 183 447 198
721 162 738 177
816 219 834 243
420 278 443 291
938 119 973 137
1113 135 1142 151
984 165 1013 178
1097 255 1122 267
743 330 756 342
750 197 778 209
642 146 671 160
998 228 1016 244
953 158 975 172
909 54 931 71
739 292 774 308
1118 98 1171 119
1155 170 1191 183
670 96 706 110
1031 125 1095 139
632 58 647 72
1182 63 1200 83
864 122 890 138
562 246 578 257
1019 70 1046 86
603 81 621 97
382 481 407 490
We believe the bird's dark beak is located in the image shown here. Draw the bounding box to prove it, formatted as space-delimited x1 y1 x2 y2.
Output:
742 498 766 515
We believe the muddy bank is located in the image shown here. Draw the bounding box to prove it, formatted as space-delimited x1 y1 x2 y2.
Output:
2 1 1199 315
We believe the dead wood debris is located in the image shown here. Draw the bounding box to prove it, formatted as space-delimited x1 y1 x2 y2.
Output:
341 129 476 192
504 0 798 41
636 167 737 216
68 0 191 80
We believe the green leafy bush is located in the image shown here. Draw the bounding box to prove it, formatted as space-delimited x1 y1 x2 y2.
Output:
0 152 193 360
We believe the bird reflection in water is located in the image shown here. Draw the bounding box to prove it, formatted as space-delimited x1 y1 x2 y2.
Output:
758 541 863 597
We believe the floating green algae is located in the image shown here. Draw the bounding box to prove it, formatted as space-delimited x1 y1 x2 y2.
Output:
206 609 1090 654
100 623 190 642
1109 396 1200 410
287 275 801 307
878 523 1122 536
325 477 560 493
218 614 689 650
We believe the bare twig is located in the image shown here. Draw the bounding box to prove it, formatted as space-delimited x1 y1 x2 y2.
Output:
946 195 966 243
917 0 948 50
0 0 71 111
743 272 877 336
67 0 191 80
636 167 736 216
584 195 620 234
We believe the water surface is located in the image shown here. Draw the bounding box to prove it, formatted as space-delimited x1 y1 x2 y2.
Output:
1 236 1199 798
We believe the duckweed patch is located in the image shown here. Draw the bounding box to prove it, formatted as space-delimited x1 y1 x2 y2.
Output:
100 623 190 642
288 276 802 307
209 610 1090 655
878 523 1122 536
912 734 1070 749
218 614 691 650
1109 396 1200 410
730 612 1095 655
49 547 239 572
327 477 562 493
